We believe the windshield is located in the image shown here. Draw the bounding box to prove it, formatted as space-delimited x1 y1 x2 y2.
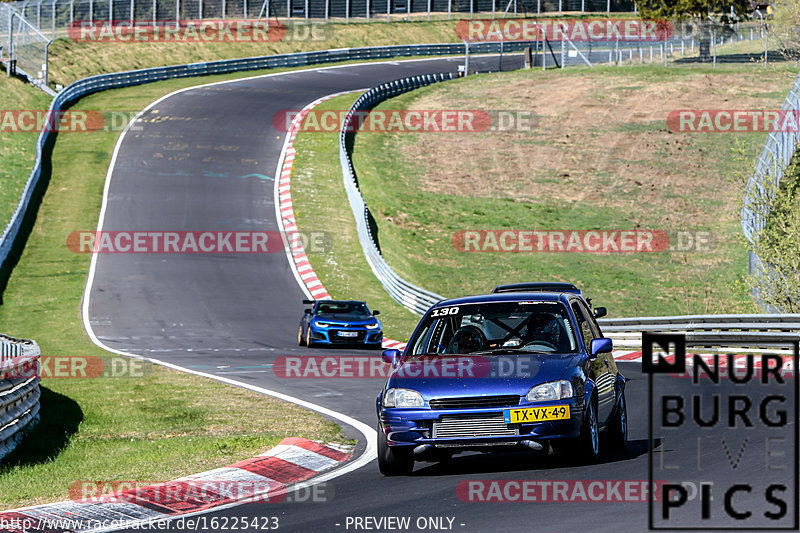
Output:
315 302 370 316
408 301 578 355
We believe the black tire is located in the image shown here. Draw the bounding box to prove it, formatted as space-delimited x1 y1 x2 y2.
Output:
577 396 600 463
298 326 306 346
606 390 628 453
377 424 414 476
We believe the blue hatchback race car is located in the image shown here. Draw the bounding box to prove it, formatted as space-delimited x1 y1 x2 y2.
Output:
299 299 383 349
376 283 625 475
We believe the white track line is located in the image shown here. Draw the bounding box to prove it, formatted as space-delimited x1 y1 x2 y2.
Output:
76 60 471 530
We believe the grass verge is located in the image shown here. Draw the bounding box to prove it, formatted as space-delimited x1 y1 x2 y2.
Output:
46 14 635 86
290 93 423 341
290 62 797 324
0 77 54 235
0 67 356 509
351 63 796 317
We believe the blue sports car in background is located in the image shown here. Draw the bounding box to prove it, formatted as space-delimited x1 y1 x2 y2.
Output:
299 299 383 348
376 283 625 475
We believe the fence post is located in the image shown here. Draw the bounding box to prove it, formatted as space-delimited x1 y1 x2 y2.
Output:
447 0 451 20
429 0 431 21
712 27 716 67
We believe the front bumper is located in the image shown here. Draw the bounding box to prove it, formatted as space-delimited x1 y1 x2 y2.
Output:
309 326 383 345
378 398 585 448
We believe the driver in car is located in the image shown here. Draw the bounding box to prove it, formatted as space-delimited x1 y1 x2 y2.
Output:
523 313 567 351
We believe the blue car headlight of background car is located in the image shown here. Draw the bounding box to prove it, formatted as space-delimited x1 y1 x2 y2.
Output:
366 322 381 329
526 380 574 402
383 388 424 408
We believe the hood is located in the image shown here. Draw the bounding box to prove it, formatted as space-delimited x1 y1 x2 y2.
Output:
388 352 578 399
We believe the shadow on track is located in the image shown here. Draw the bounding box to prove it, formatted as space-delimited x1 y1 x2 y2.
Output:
411 438 655 477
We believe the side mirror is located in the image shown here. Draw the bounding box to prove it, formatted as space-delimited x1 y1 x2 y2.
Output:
382 349 401 365
304 308 312 314
593 306 607 319
372 310 381 316
589 338 613 356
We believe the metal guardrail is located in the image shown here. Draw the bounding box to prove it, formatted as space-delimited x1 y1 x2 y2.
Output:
339 73 451 315
598 314 800 353
0 334 41 462
0 40 539 273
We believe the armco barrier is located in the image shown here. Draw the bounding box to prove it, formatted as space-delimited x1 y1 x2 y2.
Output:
339 73 451 315
0 40 538 274
599 314 800 354
0 334 40 462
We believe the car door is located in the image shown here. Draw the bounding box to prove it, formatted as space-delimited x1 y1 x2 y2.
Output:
571 300 616 425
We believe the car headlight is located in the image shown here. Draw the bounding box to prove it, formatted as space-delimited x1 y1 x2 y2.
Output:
365 322 380 330
383 388 424 408
526 380 574 402
314 322 331 328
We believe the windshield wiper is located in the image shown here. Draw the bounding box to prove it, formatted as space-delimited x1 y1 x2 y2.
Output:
472 348 555 355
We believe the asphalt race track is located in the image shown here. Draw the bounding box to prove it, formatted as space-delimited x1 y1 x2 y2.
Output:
85 57 797 532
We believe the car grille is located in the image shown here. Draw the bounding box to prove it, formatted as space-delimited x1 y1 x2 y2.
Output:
433 413 519 439
429 395 520 410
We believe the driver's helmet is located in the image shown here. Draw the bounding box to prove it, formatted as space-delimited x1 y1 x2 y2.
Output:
448 326 485 354
525 313 561 345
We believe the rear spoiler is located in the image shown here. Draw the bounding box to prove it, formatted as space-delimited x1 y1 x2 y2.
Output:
302 299 315 304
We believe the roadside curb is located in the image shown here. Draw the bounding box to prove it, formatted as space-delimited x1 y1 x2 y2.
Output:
0 437 352 532
273 91 406 352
